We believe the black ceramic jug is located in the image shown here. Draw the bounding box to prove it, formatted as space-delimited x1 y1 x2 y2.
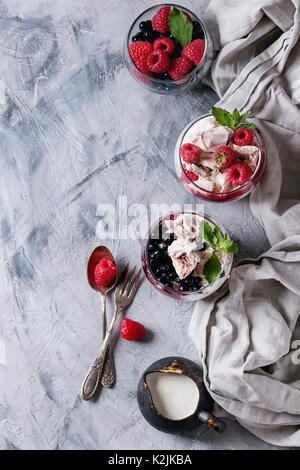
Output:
137 356 226 433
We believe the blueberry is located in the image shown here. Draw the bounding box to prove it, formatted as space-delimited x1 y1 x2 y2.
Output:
174 276 181 283
192 21 205 40
165 282 173 289
192 285 199 291
132 32 144 42
148 242 157 252
179 285 186 292
160 264 170 274
143 30 154 41
139 20 152 31
192 277 202 288
167 271 176 281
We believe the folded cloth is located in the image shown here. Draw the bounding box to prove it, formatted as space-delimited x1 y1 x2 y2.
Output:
189 0 300 447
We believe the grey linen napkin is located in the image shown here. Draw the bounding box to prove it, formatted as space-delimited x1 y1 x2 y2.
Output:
189 0 300 447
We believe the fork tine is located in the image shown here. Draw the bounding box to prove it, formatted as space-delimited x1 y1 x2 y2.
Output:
125 266 136 295
128 268 142 299
116 262 129 293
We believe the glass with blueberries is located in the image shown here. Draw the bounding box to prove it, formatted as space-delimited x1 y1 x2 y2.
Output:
123 4 213 94
141 211 234 301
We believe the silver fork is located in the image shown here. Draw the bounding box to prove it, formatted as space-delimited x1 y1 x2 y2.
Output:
81 263 141 400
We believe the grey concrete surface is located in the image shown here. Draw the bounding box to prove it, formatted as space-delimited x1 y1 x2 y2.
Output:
0 0 278 450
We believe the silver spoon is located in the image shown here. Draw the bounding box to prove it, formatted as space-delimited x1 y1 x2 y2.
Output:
86 246 117 387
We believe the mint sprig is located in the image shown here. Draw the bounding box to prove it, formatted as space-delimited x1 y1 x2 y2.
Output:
168 7 193 47
212 107 256 130
199 221 238 283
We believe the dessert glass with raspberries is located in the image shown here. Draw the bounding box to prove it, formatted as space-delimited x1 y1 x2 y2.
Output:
141 211 234 301
124 4 212 94
174 108 266 202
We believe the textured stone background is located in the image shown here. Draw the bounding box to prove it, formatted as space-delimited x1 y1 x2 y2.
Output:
0 0 279 450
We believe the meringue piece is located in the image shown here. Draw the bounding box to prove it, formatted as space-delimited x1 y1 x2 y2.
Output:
199 158 217 170
165 213 202 241
232 144 259 172
194 173 216 192
185 163 216 191
214 170 234 192
168 238 201 279
185 163 212 176
183 117 218 142
201 126 231 152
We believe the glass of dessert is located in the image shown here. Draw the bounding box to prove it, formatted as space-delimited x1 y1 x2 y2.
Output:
141 210 238 301
174 107 266 202
123 4 213 94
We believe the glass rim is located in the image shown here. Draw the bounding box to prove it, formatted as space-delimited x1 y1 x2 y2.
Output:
178 113 264 195
144 209 233 294
125 3 209 84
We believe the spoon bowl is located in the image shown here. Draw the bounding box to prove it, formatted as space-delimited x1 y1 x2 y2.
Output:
87 246 117 293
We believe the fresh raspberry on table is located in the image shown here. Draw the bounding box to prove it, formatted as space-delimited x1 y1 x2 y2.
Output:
168 57 192 80
181 143 201 164
94 258 117 287
233 128 253 146
134 54 153 76
227 162 252 186
120 318 146 341
184 166 199 182
152 6 171 32
147 50 170 73
214 145 236 169
182 39 205 66
153 37 175 55
129 41 153 62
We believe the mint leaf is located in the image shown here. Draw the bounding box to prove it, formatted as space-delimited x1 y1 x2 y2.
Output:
203 252 221 283
199 221 215 247
220 233 239 253
200 221 239 254
232 108 241 128
239 110 251 124
169 7 193 47
212 106 256 130
238 122 257 129
212 107 233 128
212 225 221 248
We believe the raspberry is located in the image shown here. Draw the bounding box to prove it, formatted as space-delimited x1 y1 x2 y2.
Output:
147 50 170 73
182 39 205 66
168 57 192 80
152 6 171 33
233 128 253 146
184 166 199 182
94 258 117 287
120 318 146 341
181 143 201 164
134 54 153 77
214 145 236 169
153 37 175 55
227 162 252 186
129 41 153 62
